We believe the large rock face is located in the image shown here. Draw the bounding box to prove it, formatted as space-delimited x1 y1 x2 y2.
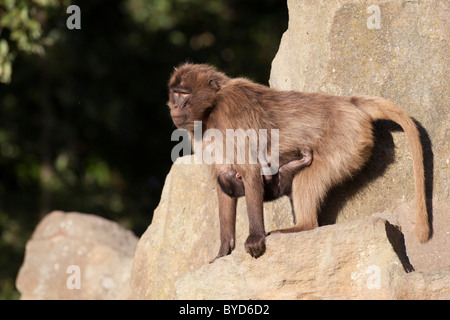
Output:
130 159 449 300
270 0 449 224
16 211 138 299
175 217 449 300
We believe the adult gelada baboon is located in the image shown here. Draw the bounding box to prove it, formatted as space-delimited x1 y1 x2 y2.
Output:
167 63 430 262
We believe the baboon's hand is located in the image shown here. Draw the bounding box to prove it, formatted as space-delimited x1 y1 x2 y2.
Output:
244 234 266 258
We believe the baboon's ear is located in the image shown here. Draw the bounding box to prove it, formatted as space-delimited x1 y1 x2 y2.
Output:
209 78 220 91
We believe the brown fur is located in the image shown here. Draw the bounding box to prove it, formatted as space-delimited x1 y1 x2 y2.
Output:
167 63 430 261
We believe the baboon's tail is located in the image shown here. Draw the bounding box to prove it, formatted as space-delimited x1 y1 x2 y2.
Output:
352 96 430 242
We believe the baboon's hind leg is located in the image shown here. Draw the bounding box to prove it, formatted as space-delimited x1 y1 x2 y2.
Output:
267 164 329 235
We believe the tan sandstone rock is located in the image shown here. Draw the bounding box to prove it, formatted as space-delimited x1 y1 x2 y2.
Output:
174 217 408 300
16 211 138 300
130 158 449 299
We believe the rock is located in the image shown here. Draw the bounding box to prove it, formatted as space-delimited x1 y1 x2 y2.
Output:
393 201 450 273
270 0 449 225
130 158 449 299
392 269 450 300
130 155 295 299
175 217 410 300
16 211 138 300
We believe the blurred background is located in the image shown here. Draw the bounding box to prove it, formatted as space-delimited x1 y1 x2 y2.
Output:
0 0 287 299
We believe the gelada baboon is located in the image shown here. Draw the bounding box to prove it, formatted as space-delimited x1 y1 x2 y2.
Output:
218 147 312 200
167 63 430 262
